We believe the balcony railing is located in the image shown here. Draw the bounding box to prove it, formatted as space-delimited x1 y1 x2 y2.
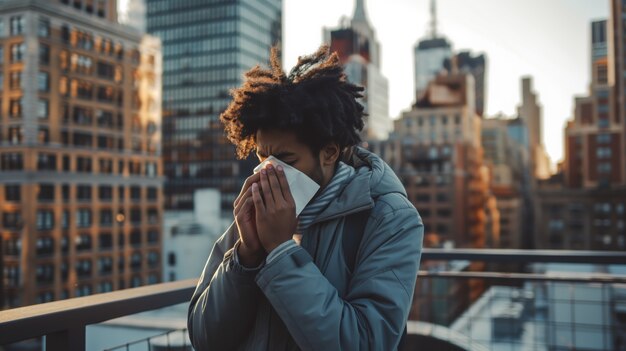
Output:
1 249 626 351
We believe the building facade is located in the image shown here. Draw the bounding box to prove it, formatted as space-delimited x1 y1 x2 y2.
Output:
0 0 163 308
372 73 495 250
146 0 282 210
481 115 529 249
326 0 390 140
537 11 626 251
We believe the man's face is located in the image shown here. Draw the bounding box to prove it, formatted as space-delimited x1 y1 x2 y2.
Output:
255 129 325 186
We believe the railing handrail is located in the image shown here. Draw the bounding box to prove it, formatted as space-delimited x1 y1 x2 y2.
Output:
421 248 626 264
2 249 626 347
0 278 196 346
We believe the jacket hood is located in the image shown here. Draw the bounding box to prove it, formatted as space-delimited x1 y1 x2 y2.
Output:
311 146 408 224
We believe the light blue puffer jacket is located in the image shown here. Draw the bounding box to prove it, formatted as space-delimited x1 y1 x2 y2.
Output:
188 146 424 350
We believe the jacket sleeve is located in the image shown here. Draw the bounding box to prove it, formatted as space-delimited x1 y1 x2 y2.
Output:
255 194 424 351
187 222 263 350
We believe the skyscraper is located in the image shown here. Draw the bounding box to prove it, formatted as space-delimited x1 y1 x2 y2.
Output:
611 0 626 181
146 0 282 210
518 77 551 180
0 0 163 308
326 0 390 140
413 0 452 100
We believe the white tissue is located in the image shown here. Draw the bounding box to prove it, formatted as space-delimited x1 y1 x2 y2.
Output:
253 156 320 216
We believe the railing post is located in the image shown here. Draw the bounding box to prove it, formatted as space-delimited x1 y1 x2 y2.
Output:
47 326 86 351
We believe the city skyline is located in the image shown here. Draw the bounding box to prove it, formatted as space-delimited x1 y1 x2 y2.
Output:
283 0 608 168
119 0 609 166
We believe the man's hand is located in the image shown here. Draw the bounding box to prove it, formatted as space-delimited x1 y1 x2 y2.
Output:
251 164 297 253
233 172 266 267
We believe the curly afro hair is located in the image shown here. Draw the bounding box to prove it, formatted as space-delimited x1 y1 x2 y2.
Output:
220 44 366 160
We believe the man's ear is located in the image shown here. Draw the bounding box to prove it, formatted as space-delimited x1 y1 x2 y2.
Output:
320 143 340 166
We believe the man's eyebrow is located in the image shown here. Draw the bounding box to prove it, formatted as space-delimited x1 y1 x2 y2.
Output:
272 152 296 159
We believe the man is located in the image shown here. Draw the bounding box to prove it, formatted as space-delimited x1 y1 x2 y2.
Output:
188 45 424 351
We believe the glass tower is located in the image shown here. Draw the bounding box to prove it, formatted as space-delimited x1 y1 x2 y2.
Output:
146 0 282 210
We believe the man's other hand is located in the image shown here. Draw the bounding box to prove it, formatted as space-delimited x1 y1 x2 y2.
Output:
233 172 265 267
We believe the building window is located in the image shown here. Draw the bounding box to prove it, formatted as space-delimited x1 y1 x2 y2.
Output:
130 208 141 224
38 99 49 119
36 210 54 230
596 133 611 143
98 185 112 200
10 16 24 35
62 156 71 171
38 72 49 92
10 43 24 62
39 44 50 65
62 184 70 201
147 187 157 201
5 237 21 257
75 259 92 278
36 237 54 258
147 230 159 244
146 162 157 177
597 147 612 158
36 265 55 285
76 209 92 228
130 230 141 247
37 153 56 170
8 126 22 144
10 71 21 90
436 193 449 202
77 185 91 200
98 257 113 275
37 184 54 202
73 79 93 100
99 158 113 173
61 24 70 42
131 252 142 270
38 127 50 144
97 61 115 79
97 85 115 103
148 209 158 224
38 17 50 37
99 233 113 250
9 98 22 118
130 186 141 201
77 157 92 172
0 45 3 64
1 152 24 170
73 106 93 125
148 251 159 268
62 210 70 229
598 162 612 173
5 184 20 201
3 211 22 230
100 209 113 227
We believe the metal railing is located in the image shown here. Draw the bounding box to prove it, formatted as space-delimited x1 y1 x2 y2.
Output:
1 249 626 350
